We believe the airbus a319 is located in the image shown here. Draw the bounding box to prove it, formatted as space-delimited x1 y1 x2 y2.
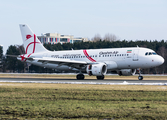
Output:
13 24 164 80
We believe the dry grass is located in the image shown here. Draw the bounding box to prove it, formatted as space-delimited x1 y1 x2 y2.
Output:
0 73 167 80
1 82 167 91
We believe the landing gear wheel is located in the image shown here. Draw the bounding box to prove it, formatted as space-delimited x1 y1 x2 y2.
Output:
76 74 85 80
96 75 105 80
138 76 143 80
137 68 143 80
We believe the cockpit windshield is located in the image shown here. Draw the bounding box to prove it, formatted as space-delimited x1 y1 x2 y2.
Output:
149 52 152 55
145 52 157 56
152 52 157 55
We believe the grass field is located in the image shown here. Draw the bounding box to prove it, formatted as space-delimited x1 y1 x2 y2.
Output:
0 83 167 119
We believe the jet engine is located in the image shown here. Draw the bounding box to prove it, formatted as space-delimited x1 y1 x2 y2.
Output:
86 63 107 76
117 69 136 76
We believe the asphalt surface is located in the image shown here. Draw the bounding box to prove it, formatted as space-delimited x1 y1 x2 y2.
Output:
0 77 167 84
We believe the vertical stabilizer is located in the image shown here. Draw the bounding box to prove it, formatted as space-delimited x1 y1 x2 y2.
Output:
19 24 48 54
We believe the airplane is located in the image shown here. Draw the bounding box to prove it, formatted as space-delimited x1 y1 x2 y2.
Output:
15 24 164 80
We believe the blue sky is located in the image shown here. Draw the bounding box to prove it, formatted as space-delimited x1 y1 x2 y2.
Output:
0 0 167 54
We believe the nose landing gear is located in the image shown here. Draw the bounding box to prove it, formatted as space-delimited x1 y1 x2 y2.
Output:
137 68 143 80
138 76 143 80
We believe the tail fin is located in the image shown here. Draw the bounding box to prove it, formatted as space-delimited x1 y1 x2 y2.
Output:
19 24 48 54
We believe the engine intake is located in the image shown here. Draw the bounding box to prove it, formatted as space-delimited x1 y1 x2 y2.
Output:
86 63 107 76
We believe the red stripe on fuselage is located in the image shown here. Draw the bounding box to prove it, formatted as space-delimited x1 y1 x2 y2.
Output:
83 50 96 62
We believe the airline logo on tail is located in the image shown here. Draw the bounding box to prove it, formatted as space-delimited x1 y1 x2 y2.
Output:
26 35 32 40
21 34 41 61
25 34 38 54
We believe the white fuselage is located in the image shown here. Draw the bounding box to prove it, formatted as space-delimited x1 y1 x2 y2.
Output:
22 47 164 72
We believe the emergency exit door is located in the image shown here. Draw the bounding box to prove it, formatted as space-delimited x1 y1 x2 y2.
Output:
133 49 139 61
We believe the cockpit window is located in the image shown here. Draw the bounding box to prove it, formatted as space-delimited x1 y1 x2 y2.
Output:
152 52 157 55
145 52 157 56
149 52 152 55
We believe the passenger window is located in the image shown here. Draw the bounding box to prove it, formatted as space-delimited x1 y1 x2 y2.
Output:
145 52 148 55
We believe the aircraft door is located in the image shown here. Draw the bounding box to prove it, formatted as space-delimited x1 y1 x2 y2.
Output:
133 49 139 61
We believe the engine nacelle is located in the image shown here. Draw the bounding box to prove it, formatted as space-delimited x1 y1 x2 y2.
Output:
117 69 136 76
86 63 107 76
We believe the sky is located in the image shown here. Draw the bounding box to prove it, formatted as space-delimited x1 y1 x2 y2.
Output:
0 0 167 54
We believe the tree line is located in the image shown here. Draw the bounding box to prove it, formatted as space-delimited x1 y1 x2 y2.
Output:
0 40 166 74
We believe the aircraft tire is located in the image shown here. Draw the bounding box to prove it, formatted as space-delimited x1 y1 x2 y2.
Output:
96 75 105 80
76 74 85 80
138 76 143 80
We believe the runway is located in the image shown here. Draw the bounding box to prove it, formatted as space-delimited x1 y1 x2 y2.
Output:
0 77 167 85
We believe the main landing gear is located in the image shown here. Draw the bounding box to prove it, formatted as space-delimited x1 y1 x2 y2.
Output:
138 68 143 80
96 75 105 80
76 74 105 80
76 74 85 80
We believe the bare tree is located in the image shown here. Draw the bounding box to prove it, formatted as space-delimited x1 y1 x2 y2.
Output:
103 33 118 42
91 34 102 42
16 44 27 73
16 44 25 54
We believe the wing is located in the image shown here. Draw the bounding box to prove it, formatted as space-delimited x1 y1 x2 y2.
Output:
33 57 90 69
8 54 96 69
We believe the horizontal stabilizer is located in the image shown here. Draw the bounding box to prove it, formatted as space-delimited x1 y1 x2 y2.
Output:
6 55 19 57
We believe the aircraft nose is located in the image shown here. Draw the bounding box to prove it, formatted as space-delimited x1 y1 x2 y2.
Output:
157 55 164 65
